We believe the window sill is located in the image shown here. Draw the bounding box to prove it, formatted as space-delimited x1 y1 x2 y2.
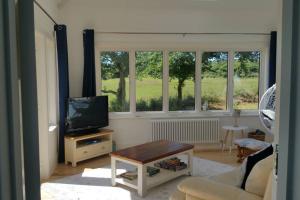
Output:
109 110 259 120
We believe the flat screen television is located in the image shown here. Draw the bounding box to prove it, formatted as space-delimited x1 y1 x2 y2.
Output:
65 96 108 135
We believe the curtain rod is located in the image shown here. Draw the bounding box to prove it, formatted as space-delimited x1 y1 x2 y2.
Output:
34 0 58 25
95 31 270 36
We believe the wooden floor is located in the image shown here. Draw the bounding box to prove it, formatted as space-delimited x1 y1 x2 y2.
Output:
45 149 240 182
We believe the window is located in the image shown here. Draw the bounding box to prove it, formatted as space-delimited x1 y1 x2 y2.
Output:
201 52 228 110
97 47 265 115
136 51 163 111
233 51 260 110
100 51 130 112
169 51 196 111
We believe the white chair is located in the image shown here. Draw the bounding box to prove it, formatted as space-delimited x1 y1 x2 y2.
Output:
170 155 274 200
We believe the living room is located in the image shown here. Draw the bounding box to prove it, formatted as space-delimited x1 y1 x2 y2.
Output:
35 0 278 199
4 0 297 200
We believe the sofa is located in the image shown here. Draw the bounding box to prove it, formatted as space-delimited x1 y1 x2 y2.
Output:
170 154 273 200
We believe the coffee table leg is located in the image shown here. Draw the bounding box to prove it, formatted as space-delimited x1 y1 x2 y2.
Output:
187 150 193 176
137 164 146 197
111 157 117 186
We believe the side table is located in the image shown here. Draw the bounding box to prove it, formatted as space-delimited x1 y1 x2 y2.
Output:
221 125 248 153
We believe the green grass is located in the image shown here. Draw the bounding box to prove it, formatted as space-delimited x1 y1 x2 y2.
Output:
201 78 227 110
234 77 259 110
101 77 259 111
102 78 130 102
136 78 163 101
168 78 194 99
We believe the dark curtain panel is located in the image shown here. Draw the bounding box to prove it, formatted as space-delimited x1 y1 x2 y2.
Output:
82 29 96 97
268 31 277 87
54 25 70 163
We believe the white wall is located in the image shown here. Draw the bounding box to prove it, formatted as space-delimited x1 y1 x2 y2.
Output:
35 32 49 179
34 0 59 36
109 116 272 150
35 0 59 180
35 32 59 180
57 0 277 150
59 0 279 97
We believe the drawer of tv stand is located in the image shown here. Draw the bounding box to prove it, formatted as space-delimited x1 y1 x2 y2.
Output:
76 141 112 161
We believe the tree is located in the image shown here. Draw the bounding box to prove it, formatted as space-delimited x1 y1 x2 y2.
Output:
101 52 129 110
135 51 162 80
234 52 260 78
169 52 195 101
202 52 228 78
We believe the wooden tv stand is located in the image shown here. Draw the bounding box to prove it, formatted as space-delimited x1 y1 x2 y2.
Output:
64 129 113 167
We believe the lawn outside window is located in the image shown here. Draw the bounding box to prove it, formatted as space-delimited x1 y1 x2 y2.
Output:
96 44 268 118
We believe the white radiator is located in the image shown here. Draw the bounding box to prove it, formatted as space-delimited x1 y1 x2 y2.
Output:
151 119 220 144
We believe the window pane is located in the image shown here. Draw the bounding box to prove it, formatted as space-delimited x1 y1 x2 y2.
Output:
201 52 228 110
234 51 260 110
136 51 163 111
169 51 195 111
100 51 129 112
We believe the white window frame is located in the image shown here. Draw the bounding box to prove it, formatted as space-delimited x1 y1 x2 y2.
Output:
95 39 269 119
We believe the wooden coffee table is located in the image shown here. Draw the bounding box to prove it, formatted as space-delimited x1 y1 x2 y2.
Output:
110 140 194 197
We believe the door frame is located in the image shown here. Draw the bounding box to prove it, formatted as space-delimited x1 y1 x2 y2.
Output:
277 0 300 199
0 0 41 199
0 0 24 199
18 0 41 199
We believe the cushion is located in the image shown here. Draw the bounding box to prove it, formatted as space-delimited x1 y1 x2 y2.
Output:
209 167 242 187
234 138 270 150
241 144 273 189
210 159 247 188
239 157 248 186
263 172 273 200
178 177 262 200
262 109 275 121
245 155 274 197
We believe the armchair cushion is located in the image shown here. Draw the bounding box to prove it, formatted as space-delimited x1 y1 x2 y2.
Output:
245 155 274 197
263 172 273 200
178 177 262 200
209 167 242 187
241 145 273 189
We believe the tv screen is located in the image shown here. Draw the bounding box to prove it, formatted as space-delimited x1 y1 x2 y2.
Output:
65 96 108 134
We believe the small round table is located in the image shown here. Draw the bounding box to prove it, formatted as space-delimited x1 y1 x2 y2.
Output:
221 125 248 153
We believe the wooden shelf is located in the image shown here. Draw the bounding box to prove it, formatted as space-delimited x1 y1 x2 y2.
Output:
65 129 113 140
115 167 190 190
65 129 113 167
147 168 189 188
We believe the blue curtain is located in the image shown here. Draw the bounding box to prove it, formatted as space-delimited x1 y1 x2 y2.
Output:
82 29 96 97
54 25 70 163
268 31 277 87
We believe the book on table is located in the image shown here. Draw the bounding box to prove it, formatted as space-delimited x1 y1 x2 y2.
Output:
119 166 161 180
154 157 187 171
119 171 138 180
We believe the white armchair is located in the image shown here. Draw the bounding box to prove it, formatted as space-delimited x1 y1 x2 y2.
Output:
170 155 273 200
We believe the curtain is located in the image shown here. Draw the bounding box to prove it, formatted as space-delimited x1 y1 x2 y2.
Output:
82 29 96 97
54 25 70 163
268 31 277 87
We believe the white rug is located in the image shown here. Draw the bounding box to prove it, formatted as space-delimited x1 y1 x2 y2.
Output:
41 157 234 200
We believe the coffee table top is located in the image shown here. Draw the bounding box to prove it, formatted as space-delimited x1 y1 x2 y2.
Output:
110 140 194 164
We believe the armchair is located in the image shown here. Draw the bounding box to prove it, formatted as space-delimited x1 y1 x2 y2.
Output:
170 156 273 200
